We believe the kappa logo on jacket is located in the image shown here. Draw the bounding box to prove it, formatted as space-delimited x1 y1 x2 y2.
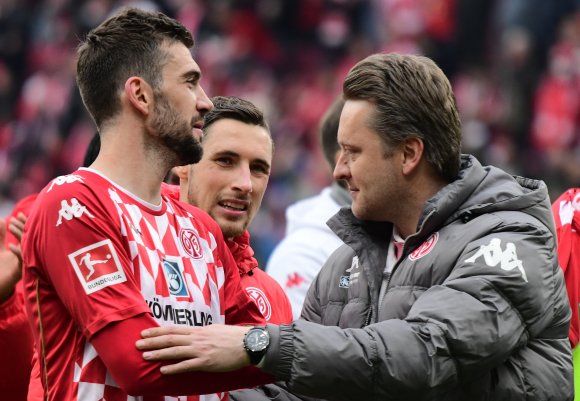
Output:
285 272 306 289
56 198 95 226
465 237 528 282
344 256 361 286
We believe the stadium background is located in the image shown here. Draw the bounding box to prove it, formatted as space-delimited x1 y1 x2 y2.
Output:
1 0 579 265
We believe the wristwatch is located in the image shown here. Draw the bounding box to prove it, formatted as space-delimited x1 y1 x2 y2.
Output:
243 326 270 365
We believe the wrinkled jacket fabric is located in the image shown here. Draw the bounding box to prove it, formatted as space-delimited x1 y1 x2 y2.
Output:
240 155 573 401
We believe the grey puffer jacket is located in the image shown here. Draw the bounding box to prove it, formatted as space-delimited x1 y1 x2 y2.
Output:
247 155 573 401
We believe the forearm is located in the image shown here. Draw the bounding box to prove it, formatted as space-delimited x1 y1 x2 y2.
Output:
94 314 274 396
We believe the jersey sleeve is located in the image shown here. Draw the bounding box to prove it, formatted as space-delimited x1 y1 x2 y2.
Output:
93 312 275 395
22 178 151 339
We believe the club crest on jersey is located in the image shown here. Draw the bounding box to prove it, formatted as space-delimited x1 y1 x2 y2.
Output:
409 232 439 261
180 229 203 259
56 198 95 226
246 287 272 321
68 239 126 294
162 259 190 297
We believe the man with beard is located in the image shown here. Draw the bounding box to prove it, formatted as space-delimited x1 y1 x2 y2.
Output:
20 7 272 401
169 95 292 325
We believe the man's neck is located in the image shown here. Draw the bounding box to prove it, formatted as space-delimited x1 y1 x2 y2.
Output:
395 174 449 239
90 126 170 204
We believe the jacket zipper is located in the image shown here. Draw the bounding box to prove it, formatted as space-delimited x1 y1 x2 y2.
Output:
377 210 436 318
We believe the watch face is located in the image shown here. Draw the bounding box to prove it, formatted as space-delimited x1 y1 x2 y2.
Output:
246 329 269 352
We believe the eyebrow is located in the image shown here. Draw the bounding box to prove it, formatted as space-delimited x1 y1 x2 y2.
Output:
182 70 201 82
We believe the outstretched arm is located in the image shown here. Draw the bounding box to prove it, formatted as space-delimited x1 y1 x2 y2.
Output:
94 313 273 395
136 324 252 374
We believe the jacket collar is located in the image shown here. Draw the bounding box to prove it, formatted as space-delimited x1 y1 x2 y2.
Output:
226 230 258 276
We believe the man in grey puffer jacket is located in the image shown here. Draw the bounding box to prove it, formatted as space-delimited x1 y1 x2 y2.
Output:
135 53 573 401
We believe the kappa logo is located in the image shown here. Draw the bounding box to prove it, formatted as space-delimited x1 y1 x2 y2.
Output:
345 255 361 284
161 259 190 297
246 287 272 321
285 272 306 289
465 237 528 282
48 174 84 192
409 233 439 261
346 255 360 273
68 239 127 294
56 198 95 226
180 229 203 259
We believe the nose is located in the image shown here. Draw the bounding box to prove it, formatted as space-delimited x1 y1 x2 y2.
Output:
233 165 253 193
333 151 350 181
196 85 213 115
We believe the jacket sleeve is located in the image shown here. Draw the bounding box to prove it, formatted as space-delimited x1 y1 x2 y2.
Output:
258 227 570 401
231 382 326 401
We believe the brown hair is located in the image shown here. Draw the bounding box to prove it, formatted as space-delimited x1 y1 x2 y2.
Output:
76 7 193 129
203 95 273 151
319 97 345 171
343 53 462 181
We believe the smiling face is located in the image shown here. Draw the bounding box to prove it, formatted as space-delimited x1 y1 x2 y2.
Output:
146 42 213 166
333 99 405 222
186 118 273 238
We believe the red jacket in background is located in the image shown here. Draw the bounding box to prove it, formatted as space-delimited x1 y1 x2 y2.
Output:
228 231 293 324
552 188 580 348
0 193 38 401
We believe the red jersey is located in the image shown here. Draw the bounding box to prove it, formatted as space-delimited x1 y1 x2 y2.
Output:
0 193 37 401
161 184 292 324
22 169 266 401
552 188 580 348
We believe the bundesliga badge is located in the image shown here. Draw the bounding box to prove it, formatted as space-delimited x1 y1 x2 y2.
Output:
68 239 127 294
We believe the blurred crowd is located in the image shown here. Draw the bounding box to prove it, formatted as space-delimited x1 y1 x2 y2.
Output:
1 0 580 264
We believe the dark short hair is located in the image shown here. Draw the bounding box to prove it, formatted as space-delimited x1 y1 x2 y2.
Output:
319 97 345 171
203 96 272 150
82 132 101 167
343 53 462 181
76 7 193 129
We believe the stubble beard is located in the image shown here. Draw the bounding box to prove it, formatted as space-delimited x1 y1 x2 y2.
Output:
149 94 203 166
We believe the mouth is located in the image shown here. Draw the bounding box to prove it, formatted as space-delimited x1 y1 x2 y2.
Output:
218 199 249 212
191 121 204 139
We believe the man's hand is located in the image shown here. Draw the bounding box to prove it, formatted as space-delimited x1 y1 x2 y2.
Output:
8 212 27 261
0 217 23 303
136 324 252 374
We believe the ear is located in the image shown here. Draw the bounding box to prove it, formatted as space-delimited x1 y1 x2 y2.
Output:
124 77 152 116
401 137 424 176
173 165 189 181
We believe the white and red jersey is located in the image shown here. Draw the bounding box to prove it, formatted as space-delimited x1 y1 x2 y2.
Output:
22 169 265 401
